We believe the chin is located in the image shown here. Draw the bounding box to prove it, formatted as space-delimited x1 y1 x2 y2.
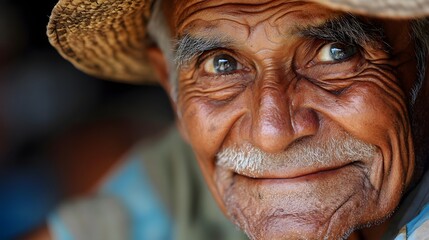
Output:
215 164 396 240
238 218 356 240
224 196 359 240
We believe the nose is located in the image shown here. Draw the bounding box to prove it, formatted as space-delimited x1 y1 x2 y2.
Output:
251 82 320 153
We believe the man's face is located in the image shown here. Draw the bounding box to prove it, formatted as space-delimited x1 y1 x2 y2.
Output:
166 0 417 239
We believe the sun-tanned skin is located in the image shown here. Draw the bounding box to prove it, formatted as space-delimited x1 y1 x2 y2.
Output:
150 0 420 239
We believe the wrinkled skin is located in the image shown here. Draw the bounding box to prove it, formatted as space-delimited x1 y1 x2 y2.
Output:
154 0 420 239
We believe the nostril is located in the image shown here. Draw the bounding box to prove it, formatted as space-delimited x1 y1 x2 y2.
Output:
292 108 320 137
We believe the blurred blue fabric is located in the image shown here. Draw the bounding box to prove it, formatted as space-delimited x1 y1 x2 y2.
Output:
0 164 60 239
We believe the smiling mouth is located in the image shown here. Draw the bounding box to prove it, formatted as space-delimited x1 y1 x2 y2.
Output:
216 137 377 181
232 161 360 181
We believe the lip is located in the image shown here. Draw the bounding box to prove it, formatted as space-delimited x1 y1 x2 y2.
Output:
233 162 358 181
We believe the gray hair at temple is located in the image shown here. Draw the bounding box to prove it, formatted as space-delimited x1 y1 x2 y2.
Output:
410 18 429 103
147 0 429 105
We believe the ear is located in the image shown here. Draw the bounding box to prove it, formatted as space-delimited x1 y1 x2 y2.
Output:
146 47 191 143
146 47 171 93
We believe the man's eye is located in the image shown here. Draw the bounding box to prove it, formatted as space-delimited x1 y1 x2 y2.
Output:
203 54 243 74
316 42 358 62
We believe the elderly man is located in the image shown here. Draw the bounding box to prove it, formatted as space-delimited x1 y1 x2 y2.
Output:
36 0 429 239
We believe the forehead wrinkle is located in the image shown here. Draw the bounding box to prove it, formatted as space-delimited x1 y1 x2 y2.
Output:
268 1 317 25
175 0 310 33
180 18 252 38
175 1 343 58
254 9 306 45
271 9 338 38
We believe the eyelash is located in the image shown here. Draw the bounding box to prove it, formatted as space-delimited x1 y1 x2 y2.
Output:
196 48 234 67
194 39 362 74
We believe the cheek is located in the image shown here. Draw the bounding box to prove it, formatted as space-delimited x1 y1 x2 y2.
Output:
177 92 245 166
297 71 409 148
339 81 414 204
298 72 414 194
177 92 250 212
179 99 216 159
337 83 408 146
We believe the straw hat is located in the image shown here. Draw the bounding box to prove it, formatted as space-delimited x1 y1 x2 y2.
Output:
47 0 429 83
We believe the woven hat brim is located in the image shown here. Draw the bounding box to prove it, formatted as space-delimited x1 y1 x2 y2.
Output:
47 0 429 83
47 0 155 83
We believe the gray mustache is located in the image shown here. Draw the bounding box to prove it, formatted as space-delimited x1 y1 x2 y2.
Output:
216 134 377 177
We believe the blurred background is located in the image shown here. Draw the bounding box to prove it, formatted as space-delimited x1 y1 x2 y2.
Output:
0 0 174 239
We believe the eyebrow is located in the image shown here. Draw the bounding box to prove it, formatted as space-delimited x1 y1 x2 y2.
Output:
174 34 232 68
299 14 386 46
174 14 387 68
